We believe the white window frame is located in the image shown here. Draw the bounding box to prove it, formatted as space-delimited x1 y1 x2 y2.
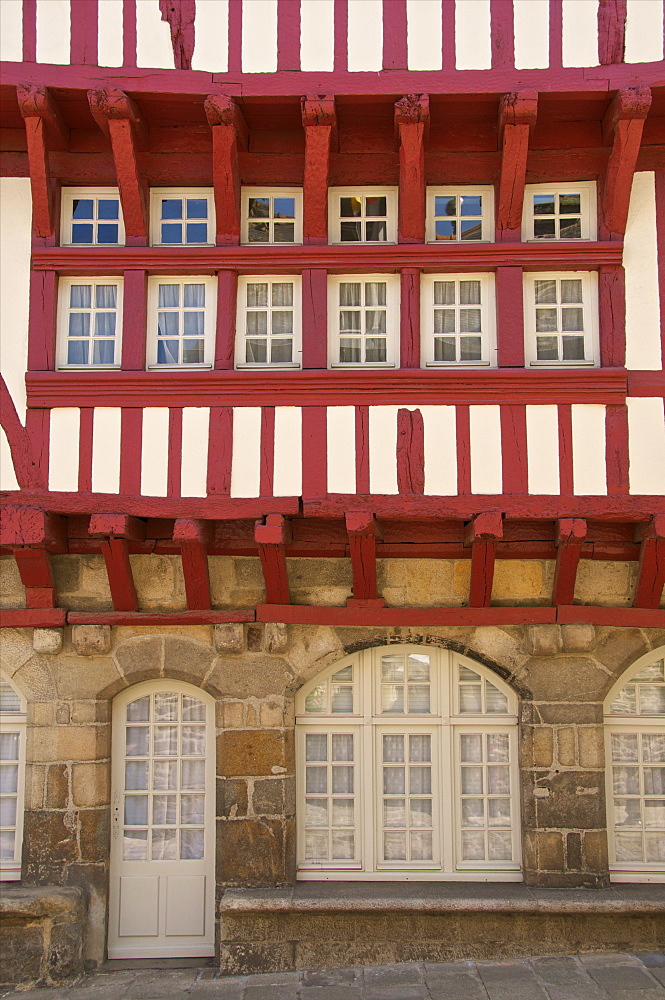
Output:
523 270 599 367
522 182 597 241
426 186 494 243
328 187 398 245
149 188 215 247
604 647 665 884
147 276 216 370
421 273 496 368
0 676 26 882
296 645 521 881
235 275 302 369
240 188 303 245
60 186 125 247
328 274 400 368
57 276 124 370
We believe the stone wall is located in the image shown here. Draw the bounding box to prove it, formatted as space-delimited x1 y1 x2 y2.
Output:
0 885 86 987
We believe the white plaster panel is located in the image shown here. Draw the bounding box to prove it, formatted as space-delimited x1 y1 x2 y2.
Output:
571 404 607 496
136 0 174 69
0 428 19 491
348 0 383 71
627 397 665 496
36 0 70 64
92 408 121 494
141 408 169 497
562 0 599 68
230 407 261 498
455 0 491 70
513 0 549 69
625 0 664 64
97 0 124 68
181 407 210 499
406 0 442 70
369 406 399 495
0 0 23 62
326 407 356 494
48 408 80 493
242 0 278 73
192 0 229 71
624 172 661 371
469 405 502 494
526 405 560 495
273 407 302 497
421 405 457 496
300 0 334 71
0 179 31 422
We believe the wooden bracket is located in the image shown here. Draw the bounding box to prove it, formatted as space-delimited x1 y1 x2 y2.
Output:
464 512 503 608
17 84 69 149
394 94 429 244
345 512 383 605
0 507 67 551
88 513 144 611
16 84 68 240
205 95 248 246
552 518 587 606
497 89 538 237
601 86 652 237
88 514 146 541
173 518 213 611
255 514 291 605
13 548 56 609
633 515 665 610
301 95 336 246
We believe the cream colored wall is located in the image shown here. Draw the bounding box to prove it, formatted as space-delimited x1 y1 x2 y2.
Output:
625 172 662 372
0 177 31 422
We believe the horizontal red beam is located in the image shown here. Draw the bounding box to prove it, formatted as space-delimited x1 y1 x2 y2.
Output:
256 604 557 625
67 610 255 625
305 495 665 520
26 369 628 409
627 371 665 396
0 490 300 520
0 608 67 627
557 606 665 627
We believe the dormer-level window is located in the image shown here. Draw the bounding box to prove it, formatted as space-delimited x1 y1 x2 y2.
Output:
236 276 301 368
147 277 216 368
524 272 598 366
422 274 496 367
241 189 303 245
328 188 398 245
522 182 596 241
426 187 494 243
57 278 123 368
328 275 399 367
150 189 215 246
61 188 124 246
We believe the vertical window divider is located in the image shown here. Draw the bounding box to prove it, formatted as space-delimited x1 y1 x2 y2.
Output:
400 268 420 368
302 268 328 369
121 269 147 371
496 265 525 367
215 269 238 370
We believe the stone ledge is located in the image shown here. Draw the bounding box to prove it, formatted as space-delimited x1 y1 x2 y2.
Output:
0 886 86 987
0 885 85 919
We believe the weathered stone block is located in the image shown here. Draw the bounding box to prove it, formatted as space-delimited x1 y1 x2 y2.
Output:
535 771 604 830
71 626 111 656
214 623 244 654
0 921 44 985
0 556 26 610
532 728 554 767
217 818 286 885
253 777 285 816
22 811 79 866
560 624 596 653
247 626 263 651
578 727 605 769
217 778 249 819
259 697 285 728
208 656 291 700
52 655 121 700
79 809 110 863
163 636 213 682
493 560 544 599
30 725 105 764
566 831 583 870
114 635 162 683
556 727 577 766
0 886 85 986
218 730 292 777
46 764 69 809
537 831 565 871
219 942 295 976
583 830 609 872
525 657 607 702
72 762 110 808
525 625 561 656
32 629 63 655
265 623 289 654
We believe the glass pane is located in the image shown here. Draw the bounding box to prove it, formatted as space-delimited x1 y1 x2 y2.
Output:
161 223 182 243
614 798 642 827
435 220 456 240
559 218 581 239
434 338 456 362
273 197 295 219
560 279 583 303
272 283 294 307
384 831 406 860
92 341 115 366
305 685 326 713
614 832 643 862
488 798 511 827
460 337 482 362
339 339 361 363
384 799 406 827
182 341 204 365
460 734 482 763
269 339 293 364
382 685 404 713
181 794 205 825
98 199 119 220
459 309 481 334
559 194 581 215
561 308 583 332
535 308 558 333
331 831 354 859
644 800 665 829
383 768 405 794
562 336 586 361
186 223 208 243
0 684 21 713
72 223 94 243
365 196 387 217
533 194 555 215
434 281 455 304
305 831 328 859
306 766 327 794
410 830 433 860
181 725 206 756
184 284 205 307
613 766 640 795
488 766 510 795
125 761 148 791
409 767 431 794
124 795 148 826
154 693 178 721
97 224 119 244
365 282 386 307
306 799 328 827
248 222 269 242
611 733 639 761
407 686 430 713
126 727 149 757
94 313 116 337
435 196 456 217
158 312 179 337
459 685 482 713
409 735 431 763
382 655 404 682
161 199 182 220
247 313 268 338
487 734 510 762
305 734 328 761
154 726 178 756
365 221 387 241
410 799 432 828
182 696 206 722
181 760 205 790
485 682 508 714
152 829 178 860
332 799 354 826
462 799 484 827
69 314 90 339
181 829 204 860
462 830 485 860
332 766 354 794
460 219 482 240
461 767 483 794
0 831 15 858
645 833 665 862
72 198 94 219
536 336 559 361
0 764 18 794
158 284 179 307
534 219 556 238
273 223 295 243
639 686 665 715
0 733 20 761
633 661 664 682
611 685 637 715
534 280 557 304
460 195 482 216
488 831 512 861
644 768 665 795
340 311 361 334
187 199 208 219
271 311 293 335
459 665 480 681
333 666 353 681
340 197 362 217
123 830 147 860
152 795 177 826
642 735 665 762
340 221 362 241
365 338 387 363
340 283 361 307
70 284 92 309
249 198 270 218
332 734 353 761
331 685 353 713
459 281 481 305
153 760 177 790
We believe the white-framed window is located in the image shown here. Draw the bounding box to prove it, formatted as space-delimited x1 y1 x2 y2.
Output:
241 188 303 245
522 182 597 241
523 271 598 366
604 647 665 883
57 277 123 368
60 187 124 246
147 277 216 368
426 187 494 243
421 273 496 367
328 188 398 245
328 275 399 368
236 276 301 368
0 676 26 881
150 189 215 246
296 645 521 880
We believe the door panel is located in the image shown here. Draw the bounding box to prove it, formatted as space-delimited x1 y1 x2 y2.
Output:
165 876 207 936
118 877 159 937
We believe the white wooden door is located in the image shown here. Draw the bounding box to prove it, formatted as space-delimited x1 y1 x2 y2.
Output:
108 681 215 958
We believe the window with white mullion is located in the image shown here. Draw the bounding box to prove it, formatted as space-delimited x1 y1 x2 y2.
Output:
241 188 302 245
455 728 517 867
237 277 301 367
0 678 26 880
423 274 494 367
148 277 216 369
329 188 397 245
525 271 598 367
61 187 124 246
301 729 360 868
426 187 494 243
522 182 596 242
58 278 123 368
150 189 214 246
330 276 398 367
378 729 437 867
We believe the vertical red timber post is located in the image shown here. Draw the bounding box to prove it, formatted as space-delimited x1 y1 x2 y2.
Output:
601 86 652 240
205 95 248 246
464 512 503 608
598 0 627 65
496 89 538 243
173 519 213 611
255 515 291 605
345 513 384 607
633 516 665 610
16 84 69 244
2 509 67 610
88 514 144 611
395 95 428 368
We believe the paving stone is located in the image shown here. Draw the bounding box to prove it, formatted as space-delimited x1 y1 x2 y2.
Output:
609 992 665 1000
299 989 363 1000
364 963 424 986
426 972 489 999
302 968 362 987
243 988 299 1000
633 956 665 969
188 986 245 1000
363 987 428 1000
529 956 607 999
586 965 661 993
123 971 199 998
476 962 550 1000
240 971 300 986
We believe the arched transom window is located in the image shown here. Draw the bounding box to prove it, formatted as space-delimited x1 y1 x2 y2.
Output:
296 645 520 880
605 648 665 882
0 675 26 881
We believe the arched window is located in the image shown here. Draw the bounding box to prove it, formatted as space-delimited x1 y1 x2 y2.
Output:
0 675 26 881
604 648 665 882
296 645 521 880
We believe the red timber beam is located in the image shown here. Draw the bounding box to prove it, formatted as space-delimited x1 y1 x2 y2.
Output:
598 0 627 65
301 95 336 246
16 84 68 242
173 518 213 611
0 507 66 609
346 512 384 607
552 518 587 606
465 511 503 608
88 513 144 611
204 94 248 246
601 86 652 239
633 516 665 610
394 94 429 244
88 87 148 246
496 89 538 242
255 514 291 605
0 378 45 490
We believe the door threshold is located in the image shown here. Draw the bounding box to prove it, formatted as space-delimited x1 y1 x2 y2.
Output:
100 958 216 971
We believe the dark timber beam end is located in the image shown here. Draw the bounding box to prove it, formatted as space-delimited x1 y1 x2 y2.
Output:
634 515 665 610
173 518 213 611
464 511 503 608
346 512 383 604
552 518 587 606
255 514 291 605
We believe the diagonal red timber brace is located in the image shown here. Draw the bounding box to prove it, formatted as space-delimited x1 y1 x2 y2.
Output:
88 514 145 611
205 95 248 246
88 88 148 246
394 94 429 244
552 518 587 606
173 519 213 611
601 86 652 239
345 512 384 607
255 515 291 605
1 507 67 608
17 84 69 241
301 95 336 246
496 89 538 241
633 516 665 610
464 512 503 608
